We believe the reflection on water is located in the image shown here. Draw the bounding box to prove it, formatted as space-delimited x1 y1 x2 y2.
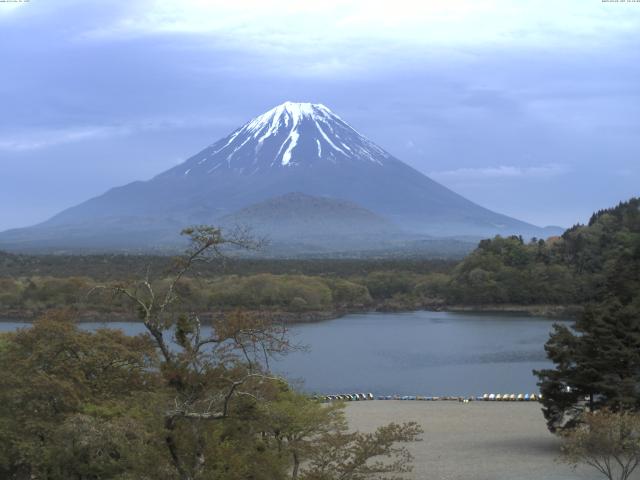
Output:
0 311 569 396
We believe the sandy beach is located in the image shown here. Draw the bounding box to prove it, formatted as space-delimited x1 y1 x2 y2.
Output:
345 401 609 480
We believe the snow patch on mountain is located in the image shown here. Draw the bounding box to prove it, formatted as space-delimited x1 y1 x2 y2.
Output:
180 101 390 175
280 129 300 166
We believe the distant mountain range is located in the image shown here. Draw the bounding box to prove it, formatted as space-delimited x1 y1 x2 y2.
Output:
0 102 562 254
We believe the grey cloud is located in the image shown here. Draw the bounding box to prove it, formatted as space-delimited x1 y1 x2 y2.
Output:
0 2 639 231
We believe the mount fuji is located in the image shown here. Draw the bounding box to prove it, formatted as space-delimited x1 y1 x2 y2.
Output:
0 102 560 253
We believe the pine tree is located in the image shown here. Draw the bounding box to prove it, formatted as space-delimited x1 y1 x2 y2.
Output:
535 206 640 431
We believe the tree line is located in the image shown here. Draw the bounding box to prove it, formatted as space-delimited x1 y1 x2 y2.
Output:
3 200 638 317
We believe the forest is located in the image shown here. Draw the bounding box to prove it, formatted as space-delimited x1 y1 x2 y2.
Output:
1 198 638 320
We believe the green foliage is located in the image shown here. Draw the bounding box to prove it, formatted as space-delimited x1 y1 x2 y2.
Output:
0 245 461 319
357 271 421 299
412 272 450 299
0 310 164 480
0 252 455 281
325 278 373 306
208 274 334 310
534 199 640 431
536 297 640 431
447 198 640 306
0 270 444 317
447 235 578 304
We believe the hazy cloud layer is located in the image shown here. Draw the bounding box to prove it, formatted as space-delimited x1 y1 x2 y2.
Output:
431 164 570 180
1 1 639 230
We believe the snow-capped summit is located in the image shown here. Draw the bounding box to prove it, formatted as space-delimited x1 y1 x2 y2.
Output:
174 101 390 175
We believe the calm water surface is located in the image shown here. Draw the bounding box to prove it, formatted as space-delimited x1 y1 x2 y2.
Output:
0 311 568 396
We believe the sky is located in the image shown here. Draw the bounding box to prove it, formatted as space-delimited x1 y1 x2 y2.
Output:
1 0 639 231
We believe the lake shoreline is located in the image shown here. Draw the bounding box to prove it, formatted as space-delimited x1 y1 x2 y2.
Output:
0 303 581 323
1 310 568 395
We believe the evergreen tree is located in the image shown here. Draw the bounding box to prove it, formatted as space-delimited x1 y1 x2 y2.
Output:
535 200 640 431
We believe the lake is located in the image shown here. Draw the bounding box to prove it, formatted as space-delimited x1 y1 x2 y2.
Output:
0 310 568 396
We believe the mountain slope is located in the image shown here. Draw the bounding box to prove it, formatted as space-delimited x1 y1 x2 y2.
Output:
0 102 561 252
220 192 398 238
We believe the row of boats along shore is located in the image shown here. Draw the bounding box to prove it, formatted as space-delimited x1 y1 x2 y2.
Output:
320 393 543 402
